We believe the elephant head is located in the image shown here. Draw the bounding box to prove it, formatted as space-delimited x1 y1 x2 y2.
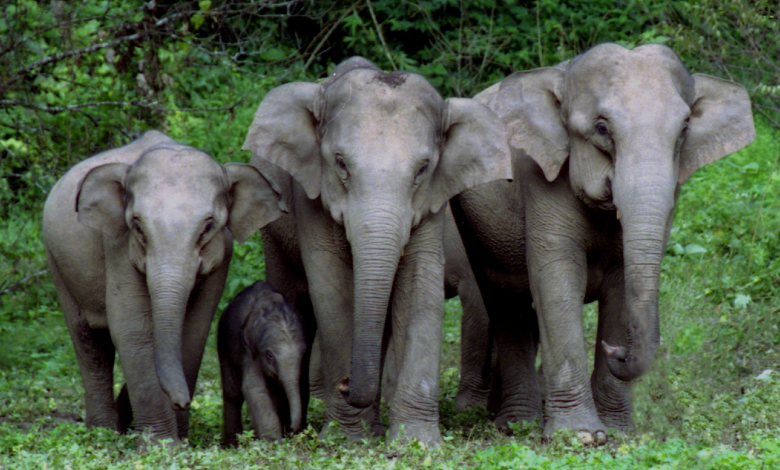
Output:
495 44 755 381
243 58 511 408
76 136 286 410
241 289 307 434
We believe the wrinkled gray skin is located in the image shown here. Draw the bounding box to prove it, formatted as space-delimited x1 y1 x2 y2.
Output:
312 207 495 411
218 281 307 446
243 57 511 445
42 131 285 442
443 208 496 412
451 43 755 444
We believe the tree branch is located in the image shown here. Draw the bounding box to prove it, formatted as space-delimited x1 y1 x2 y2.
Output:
0 13 184 94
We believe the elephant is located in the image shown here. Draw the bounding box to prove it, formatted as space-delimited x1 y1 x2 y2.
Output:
443 206 496 413
242 56 512 445
42 130 286 442
450 43 755 444
308 206 495 413
218 280 307 446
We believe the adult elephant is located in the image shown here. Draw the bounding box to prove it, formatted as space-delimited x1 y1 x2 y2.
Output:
43 131 285 442
243 57 511 445
450 43 755 444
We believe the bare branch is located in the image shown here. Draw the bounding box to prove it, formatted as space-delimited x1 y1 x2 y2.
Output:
366 0 396 71
0 13 185 94
1 98 244 113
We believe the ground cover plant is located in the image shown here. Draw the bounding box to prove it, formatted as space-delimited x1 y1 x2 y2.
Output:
2 0 779 468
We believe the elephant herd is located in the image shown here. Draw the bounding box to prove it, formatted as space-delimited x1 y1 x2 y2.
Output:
41 43 755 448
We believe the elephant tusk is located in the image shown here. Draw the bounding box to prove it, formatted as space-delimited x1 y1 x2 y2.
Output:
616 210 620 220
601 340 628 362
338 376 350 396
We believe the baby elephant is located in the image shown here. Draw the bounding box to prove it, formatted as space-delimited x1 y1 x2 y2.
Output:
218 281 307 445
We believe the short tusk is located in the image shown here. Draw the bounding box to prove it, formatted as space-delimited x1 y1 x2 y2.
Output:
616 210 620 220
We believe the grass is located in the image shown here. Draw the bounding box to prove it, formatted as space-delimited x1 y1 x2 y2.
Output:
1 119 779 469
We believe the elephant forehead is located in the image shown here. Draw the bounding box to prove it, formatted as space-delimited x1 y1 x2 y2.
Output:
129 147 225 191
568 44 694 104
324 69 443 120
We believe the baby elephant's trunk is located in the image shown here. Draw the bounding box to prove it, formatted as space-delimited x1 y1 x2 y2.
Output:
281 371 303 433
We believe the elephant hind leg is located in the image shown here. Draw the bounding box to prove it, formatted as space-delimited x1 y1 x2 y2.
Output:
591 268 634 432
454 275 494 412
487 291 543 432
51 264 119 430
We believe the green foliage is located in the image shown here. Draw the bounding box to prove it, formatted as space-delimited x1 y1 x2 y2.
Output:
2 0 780 468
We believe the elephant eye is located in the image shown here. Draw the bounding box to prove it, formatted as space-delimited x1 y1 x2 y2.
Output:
595 122 609 136
334 154 348 173
132 219 146 243
264 350 275 364
198 218 215 244
681 118 690 136
414 159 430 183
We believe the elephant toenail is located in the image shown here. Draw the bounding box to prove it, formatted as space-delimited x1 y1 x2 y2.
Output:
578 431 594 445
595 431 607 445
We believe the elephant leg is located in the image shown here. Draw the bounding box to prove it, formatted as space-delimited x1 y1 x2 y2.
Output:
485 290 542 431
116 383 133 432
178 266 230 439
107 278 178 440
591 267 633 432
309 334 325 400
296 205 374 441
527 239 606 444
454 276 496 413
50 260 119 430
385 215 445 446
242 369 283 441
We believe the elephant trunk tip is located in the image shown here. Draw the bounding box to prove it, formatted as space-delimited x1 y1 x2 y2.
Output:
168 391 192 411
158 370 192 411
340 376 375 409
601 340 654 382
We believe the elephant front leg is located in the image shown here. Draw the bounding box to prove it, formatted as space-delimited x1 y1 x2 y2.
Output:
106 272 179 442
527 233 606 445
178 262 230 439
242 369 283 441
386 215 445 446
591 267 634 432
297 206 376 441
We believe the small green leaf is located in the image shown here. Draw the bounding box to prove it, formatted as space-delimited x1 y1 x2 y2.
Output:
191 13 205 30
199 1 212 12
684 244 707 256
733 293 751 309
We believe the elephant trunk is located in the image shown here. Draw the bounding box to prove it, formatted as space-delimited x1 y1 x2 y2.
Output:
607 148 676 381
344 204 409 409
281 372 303 433
146 257 197 410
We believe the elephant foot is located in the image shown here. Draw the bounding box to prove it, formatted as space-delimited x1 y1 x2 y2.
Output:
595 406 633 433
592 371 633 433
318 420 375 442
493 405 543 434
543 406 607 446
388 420 442 447
492 388 544 433
454 387 491 412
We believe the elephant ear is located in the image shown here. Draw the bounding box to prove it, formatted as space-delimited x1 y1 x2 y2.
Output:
428 98 513 213
242 82 324 200
224 163 287 244
678 74 756 184
76 162 130 239
495 67 568 182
